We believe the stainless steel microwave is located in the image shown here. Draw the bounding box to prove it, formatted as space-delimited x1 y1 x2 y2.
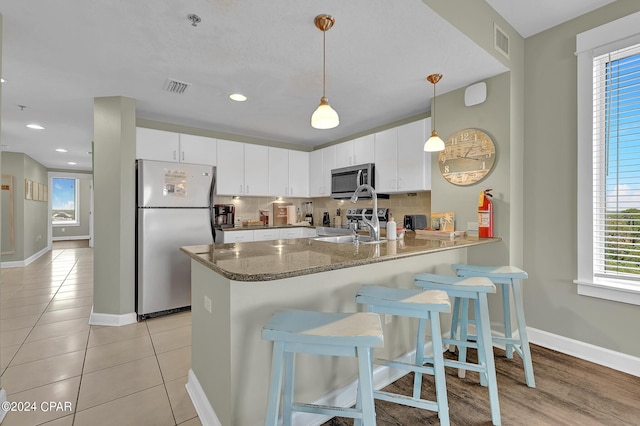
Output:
331 163 375 199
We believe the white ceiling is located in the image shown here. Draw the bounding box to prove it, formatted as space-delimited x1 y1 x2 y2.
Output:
0 0 615 171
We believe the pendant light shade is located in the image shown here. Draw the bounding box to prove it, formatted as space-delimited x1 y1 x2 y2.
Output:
424 73 445 152
311 15 339 130
312 96 340 129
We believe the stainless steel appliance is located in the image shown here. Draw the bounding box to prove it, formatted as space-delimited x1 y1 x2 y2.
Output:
136 160 215 319
404 214 428 231
214 204 235 228
303 202 314 225
345 208 389 231
331 163 375 199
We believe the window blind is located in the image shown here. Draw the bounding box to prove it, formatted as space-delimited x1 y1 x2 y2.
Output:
593 44 640 280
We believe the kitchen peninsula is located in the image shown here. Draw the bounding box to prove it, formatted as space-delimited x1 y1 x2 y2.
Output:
181 233 500 426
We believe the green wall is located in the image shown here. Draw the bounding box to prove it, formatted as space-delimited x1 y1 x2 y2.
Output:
93 96 136 316
523 1 640 356
1 152 49 263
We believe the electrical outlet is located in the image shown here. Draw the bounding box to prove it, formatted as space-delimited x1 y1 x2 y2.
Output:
61 228 65 233
204 295 212 313
385 314 393 324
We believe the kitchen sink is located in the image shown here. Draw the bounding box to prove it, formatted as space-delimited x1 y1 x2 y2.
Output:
312 235 386 244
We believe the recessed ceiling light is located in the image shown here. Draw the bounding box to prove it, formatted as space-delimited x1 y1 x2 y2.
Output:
67 162 77 165
56 148 68 153
1 78 6 83
229 93 247 102
26 123 44 130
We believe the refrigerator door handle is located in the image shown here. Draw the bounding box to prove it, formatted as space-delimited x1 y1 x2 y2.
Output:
209 171 216 243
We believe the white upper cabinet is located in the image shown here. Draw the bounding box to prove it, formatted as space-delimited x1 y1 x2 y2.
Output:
216 140 245 195
374 119 430 193
268 147 290 196
353 134 375 165
179 134 217 166
288 150 309 197
374 127 399 193
136 128 217 166
334 141 354 169
309 150 323 197
321 146 336 197
334 134 375 169
136 128 180 162
397 119 430 191
243 144 269 196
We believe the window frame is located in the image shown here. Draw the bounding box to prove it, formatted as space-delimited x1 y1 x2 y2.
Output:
576 11 640 306
51 176 80 227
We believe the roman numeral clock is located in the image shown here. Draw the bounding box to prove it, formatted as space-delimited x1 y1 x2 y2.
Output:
438 128 496 186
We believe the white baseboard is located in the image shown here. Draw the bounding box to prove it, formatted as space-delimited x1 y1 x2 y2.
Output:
0 246 49 269
186 369 222 426
52 235 90 241
88 307 137 326
527 327 640 377
184 345 429 426
0 388 7 422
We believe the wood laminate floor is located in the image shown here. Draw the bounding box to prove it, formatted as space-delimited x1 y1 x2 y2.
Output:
322 345 640 425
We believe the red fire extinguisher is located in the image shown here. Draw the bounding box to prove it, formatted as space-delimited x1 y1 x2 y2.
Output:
478 189 494 238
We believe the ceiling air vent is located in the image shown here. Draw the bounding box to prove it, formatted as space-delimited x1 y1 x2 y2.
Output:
163 78 191 94
494 23 510 59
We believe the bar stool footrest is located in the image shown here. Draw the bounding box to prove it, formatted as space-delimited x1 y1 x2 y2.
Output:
376 358 436 376
374 390 440 412
292 402 363 419
442 338 478 349
443 359 486 374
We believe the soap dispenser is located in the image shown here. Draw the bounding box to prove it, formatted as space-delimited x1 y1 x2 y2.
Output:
387 216 397 240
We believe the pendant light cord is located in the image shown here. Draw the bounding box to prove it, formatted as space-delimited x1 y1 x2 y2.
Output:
322 29 327 98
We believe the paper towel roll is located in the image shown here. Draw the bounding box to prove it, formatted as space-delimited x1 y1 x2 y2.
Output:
287 205 296 225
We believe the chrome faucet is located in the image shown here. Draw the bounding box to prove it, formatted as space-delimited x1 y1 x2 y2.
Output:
350 183 380 241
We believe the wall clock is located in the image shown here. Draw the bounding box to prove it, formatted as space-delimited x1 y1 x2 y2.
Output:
438 128 496 186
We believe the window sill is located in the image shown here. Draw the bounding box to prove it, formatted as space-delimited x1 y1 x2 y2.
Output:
574 278 640 306
52 223 80 227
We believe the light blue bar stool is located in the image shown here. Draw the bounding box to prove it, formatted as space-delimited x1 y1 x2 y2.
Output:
414 273 501 426
261 309 384 426
450 264 535 388
355 285 452 426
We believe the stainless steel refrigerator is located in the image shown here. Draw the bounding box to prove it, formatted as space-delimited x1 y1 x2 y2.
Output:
136 159 215 318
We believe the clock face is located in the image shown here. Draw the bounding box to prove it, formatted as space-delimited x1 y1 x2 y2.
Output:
438 128 496 186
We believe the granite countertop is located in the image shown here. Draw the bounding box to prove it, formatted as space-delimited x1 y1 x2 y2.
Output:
181 233 502 282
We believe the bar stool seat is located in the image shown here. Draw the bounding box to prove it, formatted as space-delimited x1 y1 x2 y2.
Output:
356 285 452 426
451 264 535 388
414 273 501 426
262 310 383 426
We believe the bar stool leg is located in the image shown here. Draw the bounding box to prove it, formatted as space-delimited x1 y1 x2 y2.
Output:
457 298 470 379
356 346 377 425
265 341 285 426
476 293 501 425
449 297 461 353
354 378 363 426
430 312 450 426
413 318 427 398
512 280 536 388
501 283 514 359
282 351 295 426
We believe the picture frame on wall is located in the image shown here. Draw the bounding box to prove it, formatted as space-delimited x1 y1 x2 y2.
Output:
38 183 44 201
25 179 33 200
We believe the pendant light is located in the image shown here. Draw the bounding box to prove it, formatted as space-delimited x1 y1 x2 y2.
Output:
424 73 445 152
311 14 339 130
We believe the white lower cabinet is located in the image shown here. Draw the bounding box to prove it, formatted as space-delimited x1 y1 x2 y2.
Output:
218 230 254 243
218 227 316 243
253 229 281 241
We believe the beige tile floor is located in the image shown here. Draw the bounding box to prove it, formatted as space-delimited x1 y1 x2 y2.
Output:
0 242 201 426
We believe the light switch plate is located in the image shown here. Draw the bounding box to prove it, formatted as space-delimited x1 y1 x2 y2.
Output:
204 295 212 313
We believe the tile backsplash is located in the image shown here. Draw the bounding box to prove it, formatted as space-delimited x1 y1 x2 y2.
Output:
215 192 431 227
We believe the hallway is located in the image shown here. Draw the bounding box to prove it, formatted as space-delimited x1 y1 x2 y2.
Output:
0 242 200 425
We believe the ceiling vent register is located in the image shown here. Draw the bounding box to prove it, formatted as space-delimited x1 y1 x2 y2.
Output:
163 78 191 94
